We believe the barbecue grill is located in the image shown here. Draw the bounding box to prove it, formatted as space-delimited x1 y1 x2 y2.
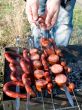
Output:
1 43 82 110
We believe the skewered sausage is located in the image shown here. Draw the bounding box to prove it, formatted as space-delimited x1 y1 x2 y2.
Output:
48 54 59 65
20 58 30 74
45 47 55 55
9 63 17 72
22 73 31 86
4 52 21 65
10 72 23 86
40 38 50 47
41 54 49 71
33 60 42 69
60 61 66 67
30 49 38 55
35 79 47 92
54 74 67 87
68 83 75 92
44 72 50 77
3 81 27 98
22 73 36 97
23 49 30 63
45 76 52 83
50 64 63 74
47 83 53 94
34 70 44 79
9 63 22 73
55 48 63 57
31 54 40 61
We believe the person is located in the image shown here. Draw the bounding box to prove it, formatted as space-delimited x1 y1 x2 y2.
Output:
25 0 76 47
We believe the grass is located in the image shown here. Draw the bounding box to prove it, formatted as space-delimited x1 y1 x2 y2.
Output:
0 1 82 47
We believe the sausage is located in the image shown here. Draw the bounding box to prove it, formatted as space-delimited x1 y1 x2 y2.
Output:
67 83 75 92
35 79 47 92
47 83 53 94
54 74 67 87
64 66 72 73
31 54 40 61
4 52 21 65
40 38 49 47
10 72 23 86
50 64 63 74
60 61 66 67
25 85 36 97
41 54 49 71
23 49 30 63
3 81 27 98
49 38 56 48
44 72 50 77
22 73 36 97
45 47 55 55
20 58 30 74
22 73 31 86
30 49 38 55
9 63 17 72
34 70 44 79
55 48 63 57
33 60 42 69
9 63 22 73
48 54 59 65
45 76 52 83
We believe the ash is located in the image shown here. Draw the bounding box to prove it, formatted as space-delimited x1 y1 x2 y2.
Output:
68 60 82 90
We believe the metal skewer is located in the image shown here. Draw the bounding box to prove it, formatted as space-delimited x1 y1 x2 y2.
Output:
66 72 81 110
15 36 20 110
41 89 46 110
25 37 34 110
51 90 56 110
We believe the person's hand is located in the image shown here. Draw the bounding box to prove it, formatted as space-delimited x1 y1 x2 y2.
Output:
45 0 61 29
25 0 39 24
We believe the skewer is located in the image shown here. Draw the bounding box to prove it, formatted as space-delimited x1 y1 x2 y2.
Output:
66 72 81 110
41 89 46 110
25 37 34 110
72 91 81 110
15 36 20 110
26 93 30 110
51 90 56 110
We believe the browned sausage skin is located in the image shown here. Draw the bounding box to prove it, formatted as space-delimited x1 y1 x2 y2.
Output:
3 81 27 98
23 49 30 63
4 52 21 65
33 60 42 70
34 70 44 79
10 72 23 86
20 58 30 74
35 79 47 92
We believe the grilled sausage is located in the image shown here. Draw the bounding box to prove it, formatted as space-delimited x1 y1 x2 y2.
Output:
35 79 47 92
3 81 26 98
48 54 59 65
50 64 63 74
22 73 36 97
4 52 21 65
34 70 44 79
54 74 67 87
20 58 30 74
33 60 42 69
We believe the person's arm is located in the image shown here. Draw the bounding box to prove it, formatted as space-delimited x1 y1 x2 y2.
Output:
25 0 39 23
45 0 61 29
